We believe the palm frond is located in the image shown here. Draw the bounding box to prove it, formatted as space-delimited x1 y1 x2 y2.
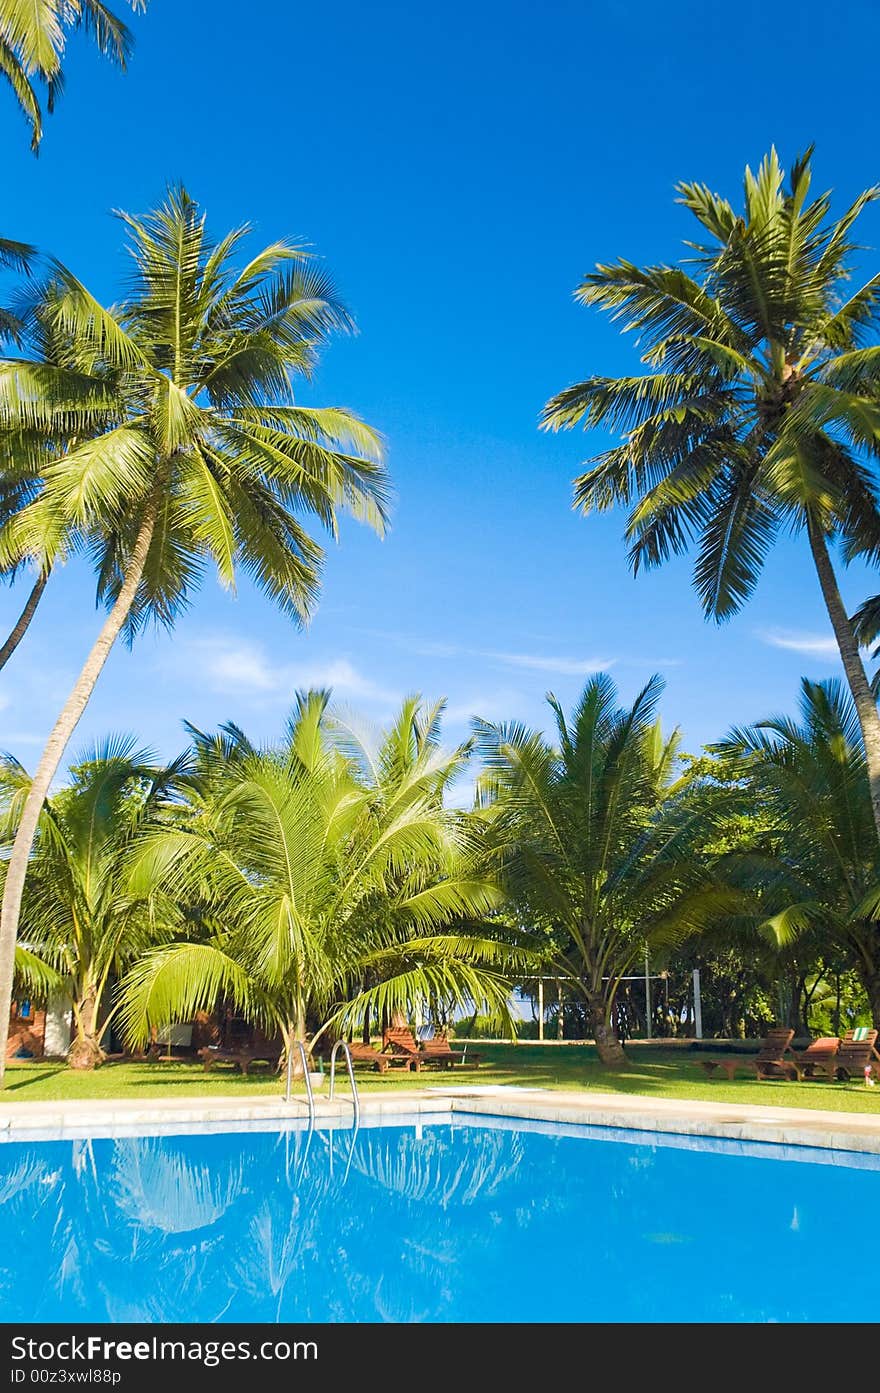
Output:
117 944 254 1049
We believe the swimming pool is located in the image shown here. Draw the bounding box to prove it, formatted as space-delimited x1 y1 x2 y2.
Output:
1 1113 877 1322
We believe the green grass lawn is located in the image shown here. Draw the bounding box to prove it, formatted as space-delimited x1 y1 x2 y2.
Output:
4 1041 880 1114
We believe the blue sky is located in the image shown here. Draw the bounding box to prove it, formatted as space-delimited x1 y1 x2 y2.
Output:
2 0 880 790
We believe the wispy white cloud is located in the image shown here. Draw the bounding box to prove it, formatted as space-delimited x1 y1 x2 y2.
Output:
181 637 401 707
443 690 526 725
352 627 617 677
196 640 277 692
484 650 614 675
618 655 684 670
409 640 462 660
170 631 630 743
757 629 839 659
292 658 399 705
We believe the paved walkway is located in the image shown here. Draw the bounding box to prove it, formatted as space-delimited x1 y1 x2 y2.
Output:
3 1085 880 1155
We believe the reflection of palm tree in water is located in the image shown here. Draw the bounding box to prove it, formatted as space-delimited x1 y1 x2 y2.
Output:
231 1125 528 1322
0 1153 57 1205
234 1128 347 1322
0 1122 566 1323
0 1141 100 1315
351 1127 523 1205
102 1138 245 1322
347 1127 528 1321
0 1153 61 1310
112 1139 244 1234
18 1137 248 1323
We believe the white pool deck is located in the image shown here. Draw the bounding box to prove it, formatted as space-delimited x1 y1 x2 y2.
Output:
3 1085 880 1156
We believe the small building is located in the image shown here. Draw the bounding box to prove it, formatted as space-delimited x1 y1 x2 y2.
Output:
6 993 72 1061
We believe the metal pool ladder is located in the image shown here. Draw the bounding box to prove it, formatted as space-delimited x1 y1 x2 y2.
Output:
328 1040 361 1125
283 1040 315 1124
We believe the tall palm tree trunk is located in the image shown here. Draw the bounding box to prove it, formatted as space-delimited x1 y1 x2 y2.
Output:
807 519 880 844
587 991 627 1067
69 986 105 1070
282 1023 307 1077
0 506 156 1083
0 569 48 671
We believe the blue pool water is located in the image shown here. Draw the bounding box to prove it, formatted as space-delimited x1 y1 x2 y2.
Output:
1 1115 877 1323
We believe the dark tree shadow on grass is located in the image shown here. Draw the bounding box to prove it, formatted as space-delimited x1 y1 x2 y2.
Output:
4 1069 61 1092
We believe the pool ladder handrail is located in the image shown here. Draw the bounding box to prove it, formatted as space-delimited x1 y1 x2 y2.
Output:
283 1039 315 1124
328 1039 361 1125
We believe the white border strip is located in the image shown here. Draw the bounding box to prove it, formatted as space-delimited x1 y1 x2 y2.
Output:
3 1086 880 1159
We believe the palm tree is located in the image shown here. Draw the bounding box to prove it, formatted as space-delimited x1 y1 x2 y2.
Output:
118 692 517 1062
0 236 55 669
714 677 880 1028
0 236 35 342
543 148 880 845
12 940 62 1009
475 673 724 1064
0 188 389 1081
0 736 187 1067
0 275 108 672
0 0 147 150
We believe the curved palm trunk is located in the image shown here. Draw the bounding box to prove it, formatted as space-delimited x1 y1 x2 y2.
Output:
587 991 628 1067
0 507 156 1084
807 520 880 845
281 990 311 1078
281 1024 303 1076
68 988 106 1070
0 569 48 671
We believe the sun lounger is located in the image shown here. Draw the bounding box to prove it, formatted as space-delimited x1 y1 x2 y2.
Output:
752 1027 798 1080
419 1036 482 1068
696 1027 795 1082
197 1045 280 1076
381 1027 423 1071
343 1041 391 1073
836 1027 880 1080
790 1035 839 1082
696 1053 744 1082
382 1025 483 1070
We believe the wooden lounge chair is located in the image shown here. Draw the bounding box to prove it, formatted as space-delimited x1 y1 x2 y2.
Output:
419 1035 482 1069
381 1027 423 1071
197 1044 280 1076
790 1035 839 1082
697 1027 795 1082
696 1052 745 1083
381 1025 482 1071
836 1027 880 1081
752 1027 797 1080
343 1041 390 1073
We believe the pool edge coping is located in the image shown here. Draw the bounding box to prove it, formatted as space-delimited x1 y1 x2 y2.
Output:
3 1085 880 1155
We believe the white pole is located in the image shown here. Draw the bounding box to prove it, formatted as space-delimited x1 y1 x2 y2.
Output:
537 979 544 1042
693 967 703 1040
645 950 652 1039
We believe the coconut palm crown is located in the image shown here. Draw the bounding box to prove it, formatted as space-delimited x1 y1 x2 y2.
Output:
0 188 389 636
713 677 880 1028
0 0 147 150
0 736 187 1067
118 693 520 1059
0 187 388 1080
474 673 723 1064
543 147 880 843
